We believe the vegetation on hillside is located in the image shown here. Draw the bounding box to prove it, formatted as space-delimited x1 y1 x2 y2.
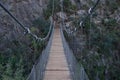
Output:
63 0 120 80
0 17 50 80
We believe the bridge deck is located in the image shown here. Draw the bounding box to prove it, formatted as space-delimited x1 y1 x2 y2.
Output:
43 28 71 80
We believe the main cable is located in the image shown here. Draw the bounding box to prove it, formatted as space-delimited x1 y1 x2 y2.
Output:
0 1 55 41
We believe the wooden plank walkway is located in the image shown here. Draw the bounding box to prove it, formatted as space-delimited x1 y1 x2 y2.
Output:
43 28 71 80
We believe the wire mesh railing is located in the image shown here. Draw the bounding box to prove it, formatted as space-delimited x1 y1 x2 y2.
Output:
27 24 54 80
60 0 100 80
61 25 89 80
26 0 55 79
60 0 89 79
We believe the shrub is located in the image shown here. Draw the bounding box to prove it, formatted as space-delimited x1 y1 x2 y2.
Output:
32 17 50 37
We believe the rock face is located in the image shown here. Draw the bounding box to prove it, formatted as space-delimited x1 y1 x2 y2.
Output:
0 0 48 49
0 0 47 29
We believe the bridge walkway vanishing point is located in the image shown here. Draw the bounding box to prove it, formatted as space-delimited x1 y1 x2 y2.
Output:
43 27 71 80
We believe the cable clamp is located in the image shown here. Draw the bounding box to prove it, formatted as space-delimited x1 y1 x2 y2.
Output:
25 27 31 34
80 21 83 26
74 28 77 32
88 8 92 14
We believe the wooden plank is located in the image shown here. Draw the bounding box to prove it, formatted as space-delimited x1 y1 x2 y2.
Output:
44 71 71 80
43 28 71 80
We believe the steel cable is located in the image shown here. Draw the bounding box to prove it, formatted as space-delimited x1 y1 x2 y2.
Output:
0 1 54 41
61 0 100 80
61 0 100 33
80 0 100 28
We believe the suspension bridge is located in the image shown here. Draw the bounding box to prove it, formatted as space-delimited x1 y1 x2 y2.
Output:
0 0 100 80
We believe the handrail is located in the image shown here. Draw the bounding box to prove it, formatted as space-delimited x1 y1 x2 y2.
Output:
39 17 53 41
0 2 26 30
60 0 89 80
26 27 54 80
26 0 55 80
61 26 89 80
60 0 100 80
40 0 54 41
0 1 53 41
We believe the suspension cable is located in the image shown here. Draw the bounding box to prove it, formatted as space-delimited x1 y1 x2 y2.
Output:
0 1 54 41
52 0 54 17
89 0 100 14
80 0 100 27
62 0 100 36
63 0 100 31
0 2 27 30
60 0 72 35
